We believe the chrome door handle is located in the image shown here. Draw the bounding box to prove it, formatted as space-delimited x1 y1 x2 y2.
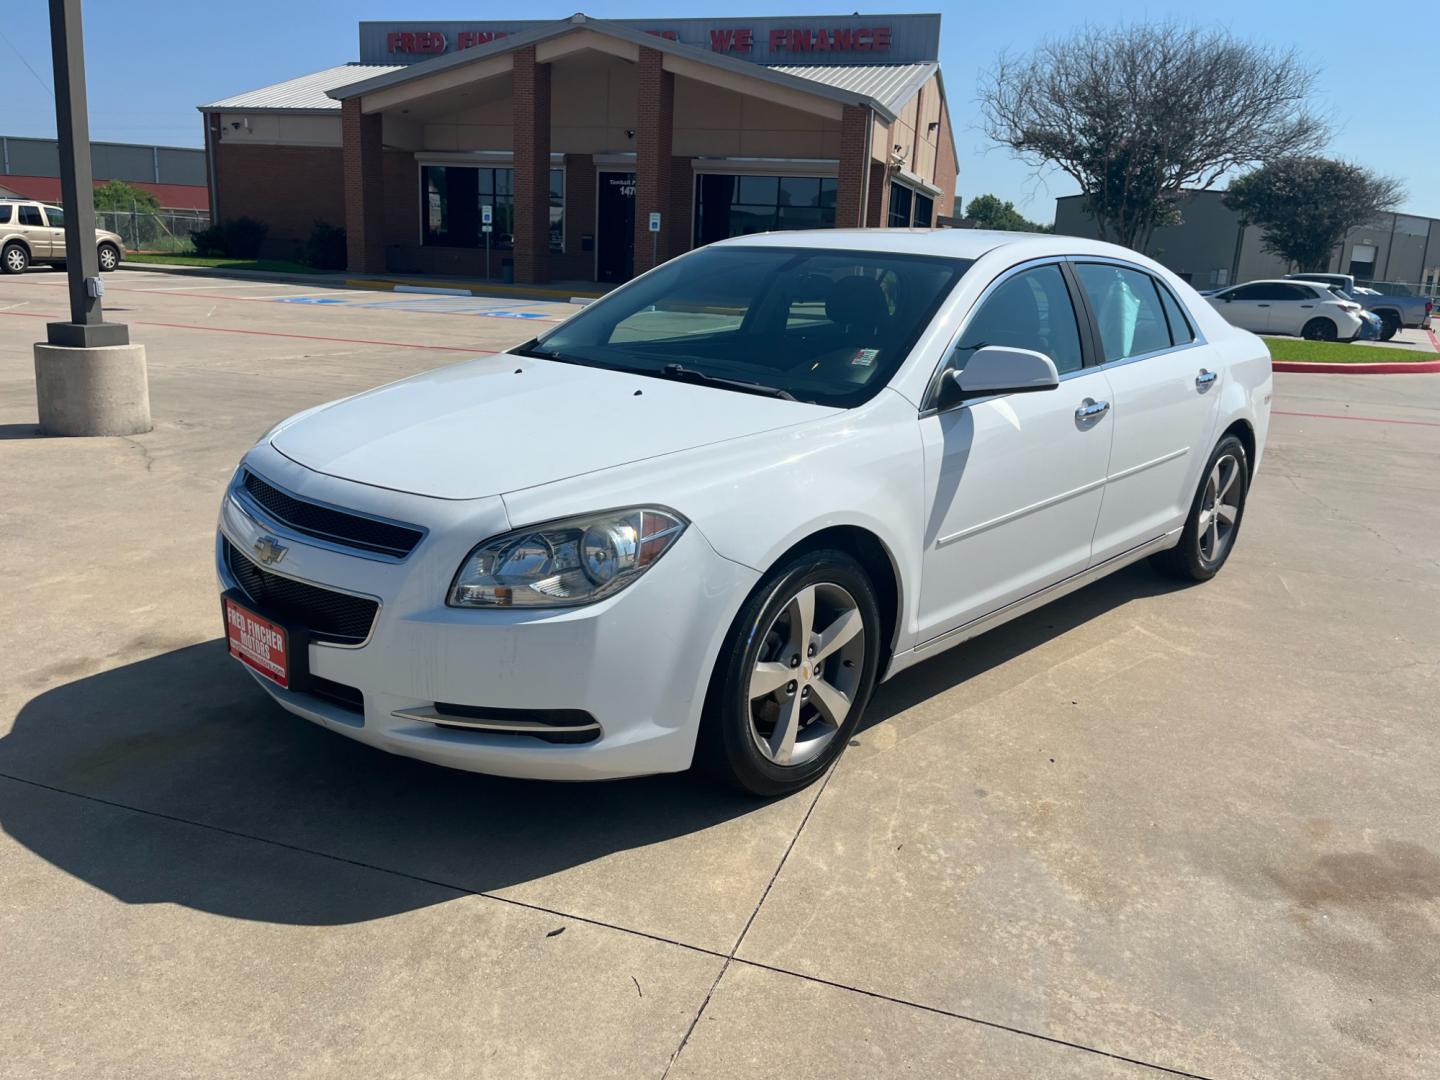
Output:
1196 369 1218 388
1075 398 1111 421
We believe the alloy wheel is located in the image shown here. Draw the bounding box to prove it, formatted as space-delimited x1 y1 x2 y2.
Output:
99 246 117 271
747 582 865 767
1197 454 1242 563
4 248 24 272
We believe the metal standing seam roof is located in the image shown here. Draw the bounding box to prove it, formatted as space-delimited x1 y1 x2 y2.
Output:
197 64 403 111
198 58 938 119
766 62 936 114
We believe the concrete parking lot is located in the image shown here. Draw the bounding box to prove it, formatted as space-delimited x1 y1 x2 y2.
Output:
1 268 1437 1079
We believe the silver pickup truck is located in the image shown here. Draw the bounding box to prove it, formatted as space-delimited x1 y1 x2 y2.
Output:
1286 272 1433 340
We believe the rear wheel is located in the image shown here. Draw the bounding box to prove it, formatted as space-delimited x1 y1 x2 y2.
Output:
1153 435 1250 582
699 549 881 797
98 242 119 272
1301 317 1337 341
1377 311 1401 341
2 243 28 275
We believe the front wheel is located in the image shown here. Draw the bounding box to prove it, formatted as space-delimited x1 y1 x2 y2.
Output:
699 549 881 797
2 243 28 274
1301 317 1337 341
98 242 120 272
1153 435 1250 582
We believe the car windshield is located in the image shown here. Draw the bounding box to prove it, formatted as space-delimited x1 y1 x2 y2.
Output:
518 246 970 407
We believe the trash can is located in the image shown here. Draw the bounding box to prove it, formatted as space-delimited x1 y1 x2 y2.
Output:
502 257 514 285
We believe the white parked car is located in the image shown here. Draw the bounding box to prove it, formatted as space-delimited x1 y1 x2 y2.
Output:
218 231 1272 796
1207 278 1367 341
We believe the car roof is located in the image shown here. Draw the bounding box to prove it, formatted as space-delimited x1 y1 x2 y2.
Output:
708 228 1157 265
1226 279 1326 288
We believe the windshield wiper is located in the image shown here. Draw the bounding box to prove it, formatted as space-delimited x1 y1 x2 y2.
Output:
659 363 796 400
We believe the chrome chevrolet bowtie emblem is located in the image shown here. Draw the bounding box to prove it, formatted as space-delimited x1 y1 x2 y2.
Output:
253 535 288 566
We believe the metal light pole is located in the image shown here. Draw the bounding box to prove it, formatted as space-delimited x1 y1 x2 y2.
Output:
33 0 150 435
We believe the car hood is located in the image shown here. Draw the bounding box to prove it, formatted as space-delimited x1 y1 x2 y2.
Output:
270 353 838 500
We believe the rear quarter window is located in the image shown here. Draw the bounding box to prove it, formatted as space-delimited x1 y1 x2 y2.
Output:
0 205 11 225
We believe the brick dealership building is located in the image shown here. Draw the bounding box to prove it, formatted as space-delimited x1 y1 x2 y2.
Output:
199 13 957 283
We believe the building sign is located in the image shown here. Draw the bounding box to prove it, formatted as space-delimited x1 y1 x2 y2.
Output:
360 15 939 66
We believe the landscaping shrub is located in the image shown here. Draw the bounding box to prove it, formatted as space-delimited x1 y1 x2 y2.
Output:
305 221 347 270
189 217 269 259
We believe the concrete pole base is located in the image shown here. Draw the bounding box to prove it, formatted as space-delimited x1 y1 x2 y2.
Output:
34 341 151 437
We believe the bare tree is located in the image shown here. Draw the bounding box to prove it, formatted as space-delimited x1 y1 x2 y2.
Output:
1223 157 1405 271
980 24 1327 252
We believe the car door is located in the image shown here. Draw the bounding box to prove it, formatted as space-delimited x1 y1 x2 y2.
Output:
41 205 66 260
1271 282 1325 335
916 261 1114 642
1071 261 1223 561
1210 283 1272 332
16 203 50 258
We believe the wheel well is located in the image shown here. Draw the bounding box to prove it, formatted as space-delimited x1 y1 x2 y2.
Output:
3 238 30 255
1220 418 1256 478
1373 306 1401 320
772 526 901 673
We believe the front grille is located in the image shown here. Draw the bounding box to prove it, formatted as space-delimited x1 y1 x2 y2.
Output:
225 538 379 645
241 469 423 558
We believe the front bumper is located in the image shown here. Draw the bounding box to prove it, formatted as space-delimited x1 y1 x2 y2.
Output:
217 448 758 780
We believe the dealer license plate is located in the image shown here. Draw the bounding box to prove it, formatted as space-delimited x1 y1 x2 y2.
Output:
224 596 289 688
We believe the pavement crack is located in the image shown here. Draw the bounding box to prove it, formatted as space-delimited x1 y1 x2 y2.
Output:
658 767 837 1079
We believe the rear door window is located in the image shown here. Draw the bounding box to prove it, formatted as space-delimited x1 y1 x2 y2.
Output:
1073 263 1172 361
18 205 43 227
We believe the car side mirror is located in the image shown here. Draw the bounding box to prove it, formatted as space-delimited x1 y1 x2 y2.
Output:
936 346 1060 410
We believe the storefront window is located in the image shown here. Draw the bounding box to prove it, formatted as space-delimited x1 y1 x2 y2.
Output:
694 174 838 246
421 165 563 251
913 192 934 228
887 184 913 228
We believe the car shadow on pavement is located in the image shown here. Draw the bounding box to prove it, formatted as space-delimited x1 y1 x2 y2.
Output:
0 562 1186 927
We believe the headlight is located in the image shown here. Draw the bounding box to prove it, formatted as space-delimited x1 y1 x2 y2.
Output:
448 507 687 608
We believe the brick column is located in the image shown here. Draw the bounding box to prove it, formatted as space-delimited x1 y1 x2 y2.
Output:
668 156 694 259
513 45 552 284
561 153 596 279
835 105 871 229
866 162 890 227
633 47 674 275
341 99 385 273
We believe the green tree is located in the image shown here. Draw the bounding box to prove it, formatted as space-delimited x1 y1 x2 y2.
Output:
1223 158 1405 272
979 23 1326 252
964 194 1050 233
93 180 160 213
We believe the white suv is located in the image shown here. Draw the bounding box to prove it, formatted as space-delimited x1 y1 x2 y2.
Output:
0 200 124 274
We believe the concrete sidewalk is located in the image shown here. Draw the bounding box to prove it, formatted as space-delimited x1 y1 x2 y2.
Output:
2 269 1437 1079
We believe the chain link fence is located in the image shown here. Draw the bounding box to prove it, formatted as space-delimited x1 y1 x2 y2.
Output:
96 207 211 255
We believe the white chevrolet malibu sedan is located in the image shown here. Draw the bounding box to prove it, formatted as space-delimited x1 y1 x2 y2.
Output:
218 230 1271 796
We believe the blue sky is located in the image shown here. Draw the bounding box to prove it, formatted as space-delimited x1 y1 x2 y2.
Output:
2 1 1435 222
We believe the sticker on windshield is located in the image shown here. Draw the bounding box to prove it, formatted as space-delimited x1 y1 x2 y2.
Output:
851 348 879 367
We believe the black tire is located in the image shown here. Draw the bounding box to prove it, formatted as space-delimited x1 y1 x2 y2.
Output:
699 548 882 797
1153 435 1250 582
97 242 120 272
1 242 28 275
1377 311 1400 341
1301 317 1337 342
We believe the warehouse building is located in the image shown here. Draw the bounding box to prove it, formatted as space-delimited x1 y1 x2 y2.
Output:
0 135 208 212
1055 190 1440 296
199 13 957 283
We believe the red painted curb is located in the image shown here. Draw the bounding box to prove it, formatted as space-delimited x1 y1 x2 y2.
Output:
1272 359 1440 375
